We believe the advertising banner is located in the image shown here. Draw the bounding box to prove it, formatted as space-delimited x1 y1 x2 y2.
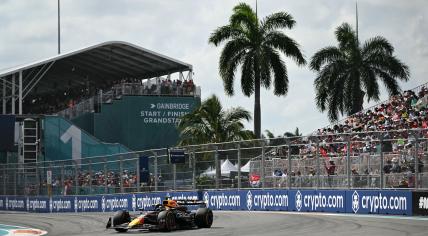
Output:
101 194 133 213
27 196 50 213
346 190 380 214
0 189 414 215
50 196 75 213
377 191 412 215
0 196 6 210
244 189 289 211
202 190 244 210
412 191 428 216
3 196 27 211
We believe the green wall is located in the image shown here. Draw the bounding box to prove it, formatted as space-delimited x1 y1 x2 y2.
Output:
43 116 130 162
94 96 200 150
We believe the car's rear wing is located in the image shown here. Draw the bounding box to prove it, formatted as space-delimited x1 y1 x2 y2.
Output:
175 199 207 207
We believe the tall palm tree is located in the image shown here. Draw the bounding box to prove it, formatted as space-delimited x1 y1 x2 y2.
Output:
310 22 410 121
177 95 253 145
209 3 306 138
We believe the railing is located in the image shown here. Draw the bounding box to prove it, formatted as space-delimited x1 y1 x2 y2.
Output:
1 128 427 196
57 79 201 120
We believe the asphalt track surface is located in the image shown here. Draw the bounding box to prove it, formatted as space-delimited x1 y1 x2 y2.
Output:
1 211 428 236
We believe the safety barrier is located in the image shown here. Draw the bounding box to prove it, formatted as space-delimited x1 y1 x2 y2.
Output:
1 190 426 216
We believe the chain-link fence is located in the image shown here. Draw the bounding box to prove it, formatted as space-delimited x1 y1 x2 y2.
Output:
1 128 428 196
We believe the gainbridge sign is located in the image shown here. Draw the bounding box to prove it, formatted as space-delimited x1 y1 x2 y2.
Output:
94 96 200 150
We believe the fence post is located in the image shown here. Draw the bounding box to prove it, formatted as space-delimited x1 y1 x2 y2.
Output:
192 152 196 190
237 143 241 190
261 141 265 189
215 147 220 189
14 168 17 195
104 158 107 194
2 166 6 195
415 132 420 189
136 156 141 192
120 156 124 193
380 134 384 189
75 161 79 195
89 160 92 194
61 164 65 193
173 164 177 191
287 139 292 189
154 152 158 191
36 163 40 195
316 139 320 189
22 165 26 196
347 135 351 189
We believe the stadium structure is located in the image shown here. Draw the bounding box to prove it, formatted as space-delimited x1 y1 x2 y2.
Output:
0 41 200 182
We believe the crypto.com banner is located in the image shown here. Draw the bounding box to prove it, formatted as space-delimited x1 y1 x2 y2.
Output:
0 190 412 215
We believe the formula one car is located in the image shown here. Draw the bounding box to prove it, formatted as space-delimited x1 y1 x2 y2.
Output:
106 198 213 232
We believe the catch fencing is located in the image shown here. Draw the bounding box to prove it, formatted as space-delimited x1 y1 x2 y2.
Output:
1 129 428 196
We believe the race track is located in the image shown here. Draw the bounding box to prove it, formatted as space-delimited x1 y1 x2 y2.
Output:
1 211 428 236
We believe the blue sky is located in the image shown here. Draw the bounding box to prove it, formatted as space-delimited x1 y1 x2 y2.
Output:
0 0 427 135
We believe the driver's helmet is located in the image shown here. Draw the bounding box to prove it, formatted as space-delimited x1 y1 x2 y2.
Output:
163 199 177 208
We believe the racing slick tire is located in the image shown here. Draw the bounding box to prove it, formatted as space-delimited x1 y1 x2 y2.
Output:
158 210 176 232
195 207 213 228
112 210 131 232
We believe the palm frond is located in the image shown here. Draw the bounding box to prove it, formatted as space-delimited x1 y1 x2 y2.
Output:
240 53 255 96
261 12 295 31
264 31 306 65
309 46 343 71
265 47 288 96
335 23 358 51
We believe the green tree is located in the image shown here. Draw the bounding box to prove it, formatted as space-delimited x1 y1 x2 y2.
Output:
209 3 306 138
310 22 409 121
177 94 253 145
284 127 301 137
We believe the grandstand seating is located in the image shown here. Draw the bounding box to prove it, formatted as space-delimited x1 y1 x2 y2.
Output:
255 83 428 189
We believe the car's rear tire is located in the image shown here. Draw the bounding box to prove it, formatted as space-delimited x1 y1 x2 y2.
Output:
112 210 131 232
158 210 176 232
195 207 213 228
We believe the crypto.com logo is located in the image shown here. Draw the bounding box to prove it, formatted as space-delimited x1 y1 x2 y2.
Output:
246 191 253 211
295 191 302 211
132 194 136 211
352 191 360 213
203 192 209 208
101 196 106 212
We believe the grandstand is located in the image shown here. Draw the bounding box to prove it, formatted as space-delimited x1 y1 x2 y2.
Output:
248 83 428 189
0 41 200 195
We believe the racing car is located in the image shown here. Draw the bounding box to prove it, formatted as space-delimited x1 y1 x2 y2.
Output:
106 198 213 232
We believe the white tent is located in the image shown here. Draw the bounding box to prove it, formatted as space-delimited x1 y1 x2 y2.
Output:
234 161 250 173
200 159 238 177
201 166 215 177
220 159 238 177
241 161 251 172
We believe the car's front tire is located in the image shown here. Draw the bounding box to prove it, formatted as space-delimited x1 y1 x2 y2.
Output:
112 210 131 232
158 210 176 232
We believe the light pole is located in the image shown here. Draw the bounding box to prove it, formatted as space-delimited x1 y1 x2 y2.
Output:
58 0 61 54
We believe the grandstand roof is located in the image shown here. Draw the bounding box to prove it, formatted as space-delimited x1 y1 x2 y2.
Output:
0 41 192 94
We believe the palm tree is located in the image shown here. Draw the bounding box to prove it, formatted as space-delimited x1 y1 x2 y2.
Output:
310 22 410 121
177 94 253 145
209 3 306 138
284 127 301 137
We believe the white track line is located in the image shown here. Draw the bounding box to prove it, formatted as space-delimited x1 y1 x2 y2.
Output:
216 210 428 221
